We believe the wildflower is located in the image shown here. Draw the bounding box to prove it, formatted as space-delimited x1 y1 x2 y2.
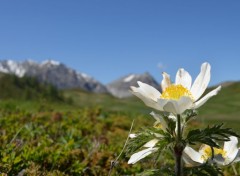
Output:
183 136 240 167
214 136 240 166
150 111 168 132
131 62 221 114
183 145 206 167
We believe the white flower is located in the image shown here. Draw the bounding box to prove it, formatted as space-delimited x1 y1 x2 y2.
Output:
214 136 240 165
183 136 240 167
150 111 181 135
150 111 169 132
128 139 159 164
131 62 221 114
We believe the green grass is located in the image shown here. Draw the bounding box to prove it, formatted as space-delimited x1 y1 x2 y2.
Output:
63 82 240 120
196 83 240 133
63 88 151 114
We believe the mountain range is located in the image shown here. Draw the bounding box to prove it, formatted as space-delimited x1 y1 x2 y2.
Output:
0 60 161 98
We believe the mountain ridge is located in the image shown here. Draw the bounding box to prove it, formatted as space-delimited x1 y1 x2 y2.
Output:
0 59 160 98
107 72 161 98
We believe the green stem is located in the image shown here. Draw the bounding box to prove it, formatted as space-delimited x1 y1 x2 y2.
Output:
174 114 183 176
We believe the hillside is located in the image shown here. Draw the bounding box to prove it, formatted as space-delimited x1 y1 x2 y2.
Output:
64 82 240 132
63 88 150 114
196 82 240 131
0 73 63 101
0 72 240 129
1 72 239 117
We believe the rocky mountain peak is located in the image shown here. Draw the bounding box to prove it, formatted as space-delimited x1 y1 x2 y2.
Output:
107 72 161 98
0 59 162 97
0 60 108 93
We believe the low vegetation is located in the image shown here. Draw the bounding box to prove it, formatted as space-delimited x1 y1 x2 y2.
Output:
0 74 239 175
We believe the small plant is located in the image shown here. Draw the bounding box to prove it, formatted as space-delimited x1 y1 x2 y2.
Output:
125 62 240 176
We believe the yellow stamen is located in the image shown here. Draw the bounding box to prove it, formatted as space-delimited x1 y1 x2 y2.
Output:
153 122 162 129
201 145 227 161
161 84 193 100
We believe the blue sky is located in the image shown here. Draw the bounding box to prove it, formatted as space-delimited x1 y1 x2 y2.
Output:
0 1 240 85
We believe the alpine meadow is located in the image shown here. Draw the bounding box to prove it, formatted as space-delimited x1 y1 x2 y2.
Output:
1 1 240 175
0 61 240 175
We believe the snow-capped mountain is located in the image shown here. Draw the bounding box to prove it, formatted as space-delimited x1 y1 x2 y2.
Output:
0 60 26 77
0 60 108 93
0 59 162 97
107 72 161 98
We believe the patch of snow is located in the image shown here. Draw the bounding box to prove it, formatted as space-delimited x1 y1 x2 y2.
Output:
80 73 96 82
41 60 60 66
15 68 26 77
25 59 37 65
0 64 9 73
5 60 26 77
124 74 135 82
81 73 91 79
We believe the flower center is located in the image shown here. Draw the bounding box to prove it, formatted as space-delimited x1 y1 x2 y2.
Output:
153 122 162 129
201 146 227 161
161 84 193 100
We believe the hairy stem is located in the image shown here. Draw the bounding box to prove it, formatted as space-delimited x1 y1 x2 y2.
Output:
174 114 183 176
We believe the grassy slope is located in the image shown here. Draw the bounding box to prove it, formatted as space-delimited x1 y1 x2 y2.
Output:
1 80 239 119
197 82 240 132
64 82 240 116
63 89 151 114
1 73 239 121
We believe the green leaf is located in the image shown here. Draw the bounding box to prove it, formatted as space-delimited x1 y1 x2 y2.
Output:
183 109 198 122
14 156 22 164
185 123 240 147
2 156 9 162
125 128 171 156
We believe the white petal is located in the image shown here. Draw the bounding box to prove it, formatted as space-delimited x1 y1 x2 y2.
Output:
154 133 164 138
190 62 211 101
160 96 193 114
183 146 205 165
143 139 159 148
129 134 137 138
150 112 168 131
174 122 184 136
161 72 171 91
150 111 161 121
137 81 161 101
198 144 209 156
224 136 238 152
175 68 192 90
183 154 203 167
232 149 240 162
128 147 158 164
169 114 177 121
223 136 239 165
194 86 221 109
131 90 164 111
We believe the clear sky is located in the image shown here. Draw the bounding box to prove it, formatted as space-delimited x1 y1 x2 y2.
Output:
0 1 240 85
